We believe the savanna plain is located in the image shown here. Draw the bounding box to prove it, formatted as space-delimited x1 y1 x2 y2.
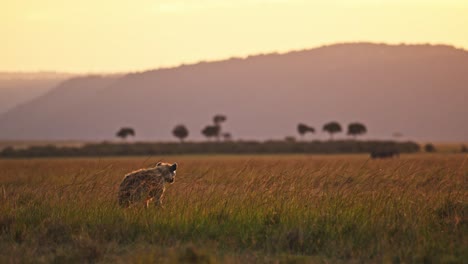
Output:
0 154 466 263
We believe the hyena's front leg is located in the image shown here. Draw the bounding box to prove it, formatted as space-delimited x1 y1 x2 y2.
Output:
145 197 154 208
156 195 164 208
149 189 165 208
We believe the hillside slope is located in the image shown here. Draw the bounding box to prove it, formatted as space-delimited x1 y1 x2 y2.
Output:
0 72 73 114
0 43 467 141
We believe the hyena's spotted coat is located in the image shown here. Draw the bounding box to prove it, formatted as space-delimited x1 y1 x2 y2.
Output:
118 162 177 208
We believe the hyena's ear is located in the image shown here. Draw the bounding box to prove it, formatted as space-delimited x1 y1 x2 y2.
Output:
155 162 162 167
170 163 177 172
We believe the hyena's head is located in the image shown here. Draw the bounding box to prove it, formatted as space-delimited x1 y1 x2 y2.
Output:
155 162 177 184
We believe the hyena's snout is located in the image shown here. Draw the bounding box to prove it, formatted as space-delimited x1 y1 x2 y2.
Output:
167 163 177 184
167 173 175 183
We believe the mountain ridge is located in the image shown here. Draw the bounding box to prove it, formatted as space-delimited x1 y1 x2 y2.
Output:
0 43 467 141
0 72 75 115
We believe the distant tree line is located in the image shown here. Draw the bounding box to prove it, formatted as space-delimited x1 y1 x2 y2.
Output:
0 140 421 158
4 113 455 158
116 117 369 143
297 121 367 140
116 114 232 143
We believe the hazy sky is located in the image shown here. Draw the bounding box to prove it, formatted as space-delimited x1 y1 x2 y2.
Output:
2 0 468 72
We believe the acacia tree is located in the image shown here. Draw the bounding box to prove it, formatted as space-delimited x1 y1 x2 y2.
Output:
222 132 232 141
116 127 135 141
213 114 227 126
297 123 315 140
347 123 367 139
322 121 342 140
172 124 189 143
201 125 220 141
213 114 227 141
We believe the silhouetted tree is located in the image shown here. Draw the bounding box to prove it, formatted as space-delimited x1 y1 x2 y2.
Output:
172 124 189 143
347 122 367 139
213 114 227 126
424 143 436 153
392 132 403 139
201 125 220 141
297 123 315 140
323 121 342 140
222 132 232 141
116 127 135 141
213 114 227 141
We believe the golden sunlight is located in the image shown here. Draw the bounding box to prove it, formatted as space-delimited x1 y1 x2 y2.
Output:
2 0 467 72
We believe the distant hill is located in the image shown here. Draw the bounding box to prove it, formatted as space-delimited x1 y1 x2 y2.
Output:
0 43 467 141
0 72 74 114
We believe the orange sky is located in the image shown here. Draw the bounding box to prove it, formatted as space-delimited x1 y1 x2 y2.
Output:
2 0 468 73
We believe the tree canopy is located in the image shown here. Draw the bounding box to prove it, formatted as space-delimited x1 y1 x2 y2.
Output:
297 123 315 139
323 122 342 140
347 123 367 138
222 132 232 141
116 127 135 140
201 125 220 140
172 125 189 142
213 114 227 126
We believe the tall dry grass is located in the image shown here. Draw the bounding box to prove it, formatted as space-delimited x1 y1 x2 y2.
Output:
0 154 466 263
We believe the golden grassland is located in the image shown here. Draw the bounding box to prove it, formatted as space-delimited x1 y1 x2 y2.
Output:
0 154 466 263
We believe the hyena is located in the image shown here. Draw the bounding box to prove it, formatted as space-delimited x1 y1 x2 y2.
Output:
118 162 177 208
